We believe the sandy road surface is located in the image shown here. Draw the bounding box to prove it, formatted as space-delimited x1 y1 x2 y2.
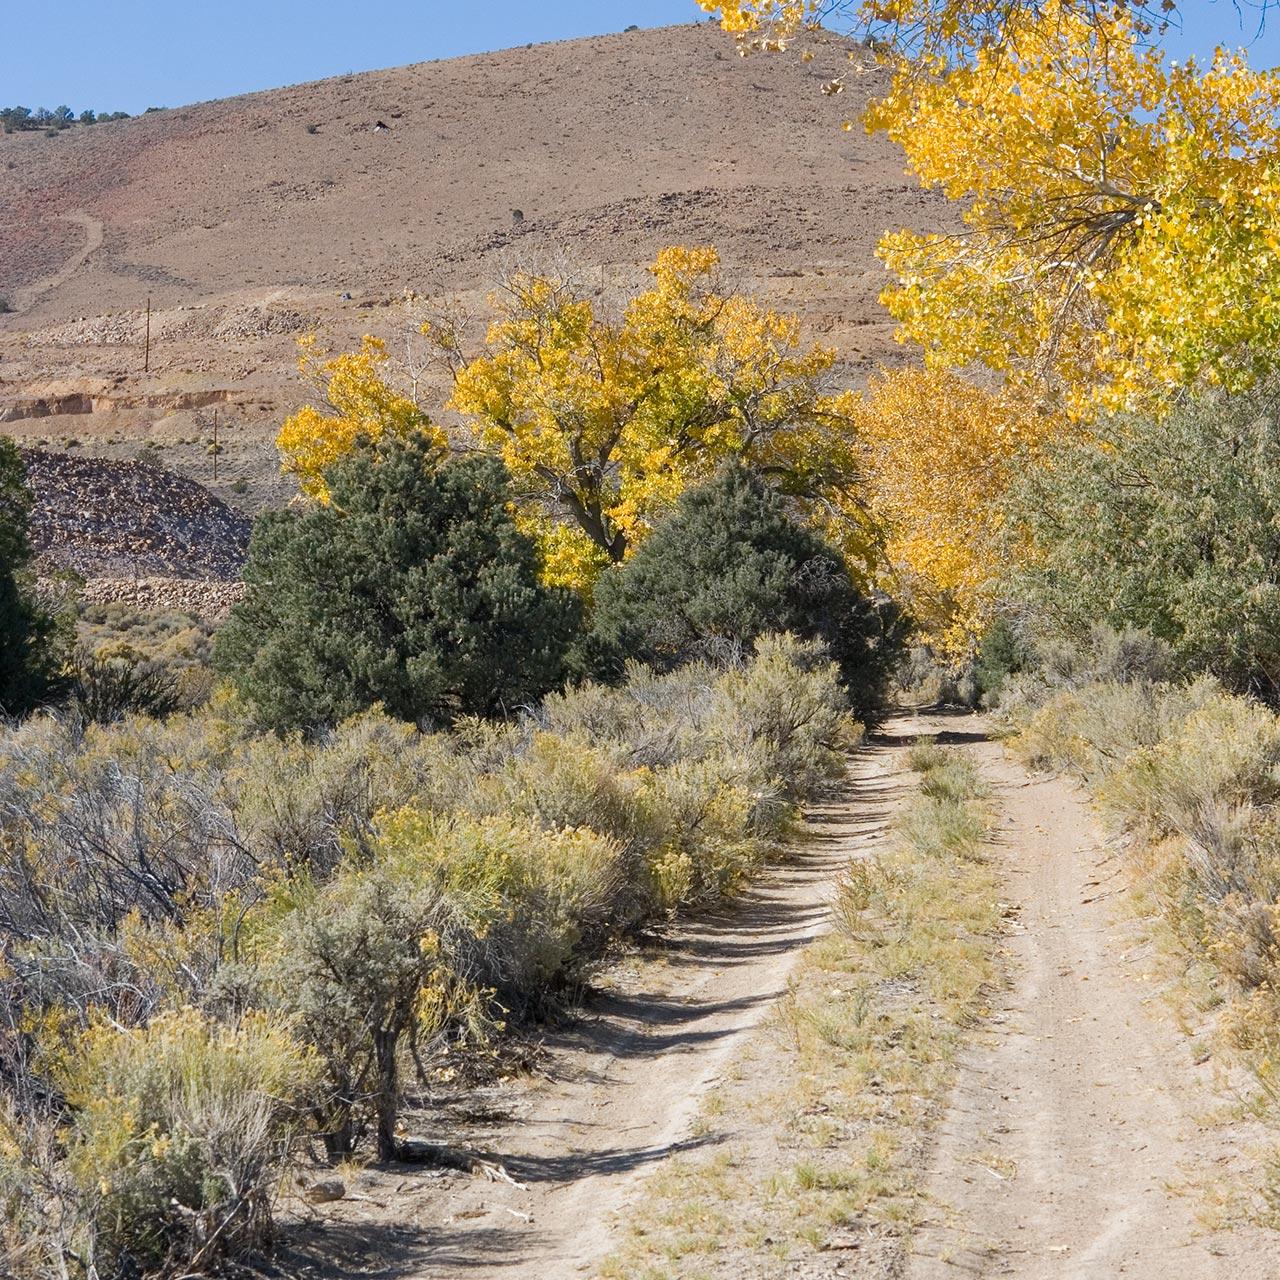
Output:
907 735 1280 1280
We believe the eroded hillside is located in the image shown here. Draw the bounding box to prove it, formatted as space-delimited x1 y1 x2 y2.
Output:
0 22 941 524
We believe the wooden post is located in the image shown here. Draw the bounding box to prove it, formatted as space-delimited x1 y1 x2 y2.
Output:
212 408 219 482
144 296 151 373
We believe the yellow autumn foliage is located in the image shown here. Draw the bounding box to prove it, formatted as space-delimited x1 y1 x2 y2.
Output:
708 1 1280 414
432 246 864 587
277 334 444 501
277 248 870 592
874 2 1280 413
701 0 1173 59
850 368 1061 648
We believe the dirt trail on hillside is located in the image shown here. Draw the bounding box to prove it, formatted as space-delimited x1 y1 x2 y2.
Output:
13 212 103 313
907 735 1280 1280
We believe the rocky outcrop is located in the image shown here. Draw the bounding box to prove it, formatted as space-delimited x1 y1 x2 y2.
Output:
0 386 238 423
0 392 95 422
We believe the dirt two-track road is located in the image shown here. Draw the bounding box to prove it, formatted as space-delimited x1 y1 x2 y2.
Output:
907 729 1279 1280
292 714 1280 1279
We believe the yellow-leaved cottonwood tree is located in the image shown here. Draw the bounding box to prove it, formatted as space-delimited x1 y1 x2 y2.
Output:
706 0 1280 412
702 1 1185 68
278 247 869 591
871 2 1280 414
848 369 1058 648
277 335 443 501
704 0 1280 643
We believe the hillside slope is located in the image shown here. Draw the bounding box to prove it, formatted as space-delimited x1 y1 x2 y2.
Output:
0 21 942 515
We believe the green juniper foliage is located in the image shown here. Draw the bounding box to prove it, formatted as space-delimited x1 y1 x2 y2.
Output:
0 440 64 715
216 433 580 731
974 614 1033 702
1002 386 1280 700
588 464 900 714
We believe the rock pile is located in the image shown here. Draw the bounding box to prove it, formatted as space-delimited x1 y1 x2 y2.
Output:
35 313 145 347
79 576 246 619
34 303 312 348
22 450 251 580
213 305 311 341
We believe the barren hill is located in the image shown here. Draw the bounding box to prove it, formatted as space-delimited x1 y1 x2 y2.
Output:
0 21 942 524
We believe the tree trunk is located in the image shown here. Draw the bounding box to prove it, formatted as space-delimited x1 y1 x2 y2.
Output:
321 1105 356 1161
373 1028 400 1163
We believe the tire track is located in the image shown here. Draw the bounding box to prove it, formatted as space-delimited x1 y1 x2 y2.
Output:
12 211 103 313
907 741 1280 1279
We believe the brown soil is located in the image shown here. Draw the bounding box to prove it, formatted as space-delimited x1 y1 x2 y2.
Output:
0 23 945 516
279 716 1280 1278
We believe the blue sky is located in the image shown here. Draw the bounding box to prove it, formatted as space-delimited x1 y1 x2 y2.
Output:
1 1 701 115
1163 1 1280 65
2 1 1276 115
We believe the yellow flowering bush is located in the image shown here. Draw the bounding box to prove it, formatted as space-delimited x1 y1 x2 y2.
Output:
374 809 625 1005
32 1008 315 1275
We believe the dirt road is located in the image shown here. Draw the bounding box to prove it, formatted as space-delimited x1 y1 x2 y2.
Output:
286 719 919 1279
411 731 916 1279
907 735 1280 1279
291 715 1280 1279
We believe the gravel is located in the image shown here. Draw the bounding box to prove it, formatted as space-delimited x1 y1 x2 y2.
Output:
23 449 251 580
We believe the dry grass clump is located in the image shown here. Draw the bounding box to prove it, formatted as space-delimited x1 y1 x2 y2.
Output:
1011 673 1280 1175
70 602 220 722
77 601 217 673
0 633 856 1277
835 747 999 1021
904 734 948 772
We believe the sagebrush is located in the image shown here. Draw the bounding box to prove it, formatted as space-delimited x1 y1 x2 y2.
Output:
0 633 856 1277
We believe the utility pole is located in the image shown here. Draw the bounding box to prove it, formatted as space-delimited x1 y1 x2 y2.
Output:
212 408 219 483
144 296 151 373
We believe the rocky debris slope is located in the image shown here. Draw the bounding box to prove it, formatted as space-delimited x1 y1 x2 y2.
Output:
78 576 246 620
22 450 251 580
28 302 313 348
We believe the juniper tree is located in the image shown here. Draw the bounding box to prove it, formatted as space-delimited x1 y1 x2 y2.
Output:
0 439 63 715
588 464 900 715
216 433 580 732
